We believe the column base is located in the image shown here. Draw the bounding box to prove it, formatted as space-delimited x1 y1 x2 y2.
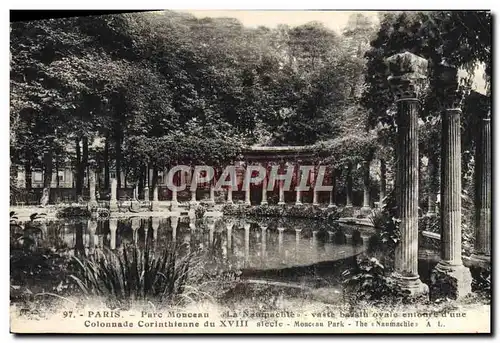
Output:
392 273 429 299
109 200 118 212
360 206 371 215
426 211 437 217
278 201 285 206
260 201 268 206
87 200 98 210
130 200 140 211
328 203 336 208
244 201 251 206
469 253 491 269
312 202 319 206
430 261 472 300
295 201 303 206
345 203 353 208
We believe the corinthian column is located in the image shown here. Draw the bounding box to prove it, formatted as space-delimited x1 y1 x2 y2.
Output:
386 51 429 297
328 168 337 208
345 162 353 208
260 174 268 205
295 164 302 205
471 112 491 267
88 169 98 210
244 163 251 206
361 160 371 215
379 159 387 205
151 169 159 212
312 165 319 206
109 177 118 212
430 63 471 299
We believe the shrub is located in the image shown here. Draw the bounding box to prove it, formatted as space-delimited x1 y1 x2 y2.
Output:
194 205 207 219
70 243 193 304
471 266 491 301
221 204 340 221
56 206 90 218
342 255 410 305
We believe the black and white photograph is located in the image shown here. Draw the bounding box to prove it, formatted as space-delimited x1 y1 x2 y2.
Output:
8 9 491 334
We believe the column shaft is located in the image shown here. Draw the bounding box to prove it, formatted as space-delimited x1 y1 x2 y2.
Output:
312 166 319 205
261 174 268 205
295 166 302 205
346 162 353 207
472 117 491 264
394 99 420 277
380 159 387 204
440 109 462 264
109 177 118 212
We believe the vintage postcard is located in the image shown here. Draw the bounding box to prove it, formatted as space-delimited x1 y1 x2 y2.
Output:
9 9 491 334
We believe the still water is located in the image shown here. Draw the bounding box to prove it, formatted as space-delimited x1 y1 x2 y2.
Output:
22 216 368 274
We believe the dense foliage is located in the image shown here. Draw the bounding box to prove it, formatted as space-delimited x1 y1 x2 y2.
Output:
10 11 380 204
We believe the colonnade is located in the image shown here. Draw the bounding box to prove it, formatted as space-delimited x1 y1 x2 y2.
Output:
104 160 384 211
386 52 491 299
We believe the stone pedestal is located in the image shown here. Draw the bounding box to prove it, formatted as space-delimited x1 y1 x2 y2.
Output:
109 178 118 212
345 162 353 208
387 52 429 297
430 261 472 300
430 64 471 299
471 116 491 268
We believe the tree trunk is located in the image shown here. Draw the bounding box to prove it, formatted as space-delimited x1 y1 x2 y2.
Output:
40 150 52 206
24 161 32 190
152 167 158 191
115 130 122 188
104 133 110 189
75 138 83 199
55 155 60 189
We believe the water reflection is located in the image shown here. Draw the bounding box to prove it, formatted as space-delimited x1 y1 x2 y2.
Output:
17 216 368 271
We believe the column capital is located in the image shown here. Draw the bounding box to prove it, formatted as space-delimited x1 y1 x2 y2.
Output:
436 63 467 110
386 52 429 101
